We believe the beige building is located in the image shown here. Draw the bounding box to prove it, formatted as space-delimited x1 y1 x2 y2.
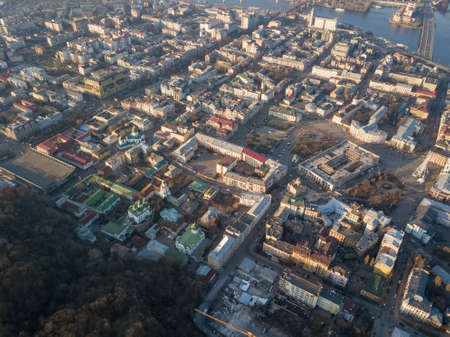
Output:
317 289 342 314
84 68 129 99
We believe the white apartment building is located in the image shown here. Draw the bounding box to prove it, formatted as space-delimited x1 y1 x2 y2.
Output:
390 118 423 153
400 267 433 322
279 271 322 308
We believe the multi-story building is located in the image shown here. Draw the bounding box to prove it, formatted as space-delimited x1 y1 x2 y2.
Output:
287 177 306 196
429 159 450 204
298 141 379 191
291 240 336 276
317 289 342 314
172 137 198 163
374 228 404 278
349 106 388 144
278 271 322 308
208 234 236 270
390 118 424 153
326 266 350 287
400 267 433 322
263 240 293 261
269 105 302 123
400 263 443 327
360 273 386 303
105 152 126 171
280 195 321 220
173 134 286 193
84 68 129 99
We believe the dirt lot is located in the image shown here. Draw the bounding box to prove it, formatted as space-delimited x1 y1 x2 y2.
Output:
190 149 225 178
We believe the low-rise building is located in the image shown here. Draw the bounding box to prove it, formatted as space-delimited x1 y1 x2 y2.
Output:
360 273 386 303
175 223 205 255
317 289 342 314
128 199 152 224
101 221 132 242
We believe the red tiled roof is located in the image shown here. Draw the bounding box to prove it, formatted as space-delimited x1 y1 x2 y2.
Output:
20 100 39 110
207 115 237 130
37 134 74 154
243 148 267 163
79 210 98 226
62 151 92 165
62 128 88 141
415 89 436 98
12 103 32 112
62 200 82 214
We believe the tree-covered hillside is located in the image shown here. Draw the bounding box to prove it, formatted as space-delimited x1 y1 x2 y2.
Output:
0 186 204 337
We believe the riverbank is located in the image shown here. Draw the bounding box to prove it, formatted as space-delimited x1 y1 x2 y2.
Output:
207 0 450 67
372 0 407 7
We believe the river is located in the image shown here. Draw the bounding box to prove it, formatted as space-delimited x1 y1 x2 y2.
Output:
207 0 450 67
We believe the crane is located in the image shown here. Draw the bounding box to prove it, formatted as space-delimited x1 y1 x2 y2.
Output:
194 308 256 337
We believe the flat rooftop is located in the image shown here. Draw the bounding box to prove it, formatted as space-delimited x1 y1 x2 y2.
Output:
299 140 379 187
281 271 322 295
0 149 75 191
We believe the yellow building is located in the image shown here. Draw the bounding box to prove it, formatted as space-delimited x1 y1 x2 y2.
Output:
373 228 404 278
84 69 129 99
360 273 386 303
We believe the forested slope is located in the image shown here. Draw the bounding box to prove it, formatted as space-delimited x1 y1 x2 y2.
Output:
0 186 204 337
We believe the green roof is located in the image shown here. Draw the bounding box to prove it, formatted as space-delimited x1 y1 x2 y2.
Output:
282 195 306 208
189 180 210 193
397 102 409 114
145 167 158 177
204 186 217 197
101 221 126 236
237 73 252 83
165 247 187 263
129 199 150 217
362 273 386 298
85 189 105 207
145 160 167 177
64 175 122 212
156 160 168 169
176 225 204 250
90 175 136 200
84 188 119 213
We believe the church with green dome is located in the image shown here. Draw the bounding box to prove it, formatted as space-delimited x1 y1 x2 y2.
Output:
175 223 205 255
117 126 145 150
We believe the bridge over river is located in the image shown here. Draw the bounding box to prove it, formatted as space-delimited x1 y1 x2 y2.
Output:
416 5 435 59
